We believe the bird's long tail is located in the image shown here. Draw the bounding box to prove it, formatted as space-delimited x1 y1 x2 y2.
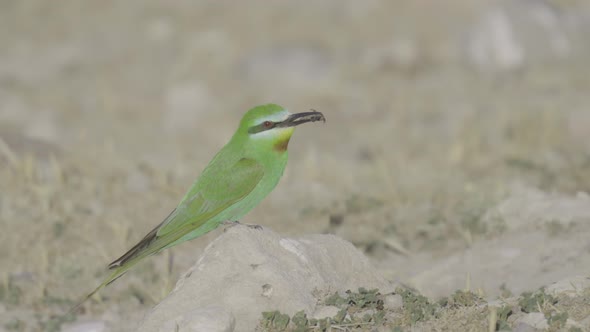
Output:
67 213 170 314
67 259 139 314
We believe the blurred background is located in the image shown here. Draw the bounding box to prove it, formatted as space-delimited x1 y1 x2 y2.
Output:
1 0 590 331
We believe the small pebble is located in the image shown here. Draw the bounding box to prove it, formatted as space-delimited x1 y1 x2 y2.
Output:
514 312 548 330
61 321 106 332
312 305 340 320
159 306 235 332
384 294 403 310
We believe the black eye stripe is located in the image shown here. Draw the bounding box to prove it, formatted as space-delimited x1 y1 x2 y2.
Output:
248 121 276 134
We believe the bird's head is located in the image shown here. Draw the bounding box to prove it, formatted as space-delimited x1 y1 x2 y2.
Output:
235 104 325 152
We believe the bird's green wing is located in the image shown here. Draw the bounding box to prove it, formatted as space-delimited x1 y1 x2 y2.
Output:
110 157 264 268
158 157 264 236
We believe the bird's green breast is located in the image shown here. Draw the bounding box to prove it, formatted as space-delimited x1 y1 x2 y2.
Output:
219 151 287 221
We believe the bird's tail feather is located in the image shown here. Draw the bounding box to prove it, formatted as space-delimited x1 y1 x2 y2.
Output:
67 258 139 314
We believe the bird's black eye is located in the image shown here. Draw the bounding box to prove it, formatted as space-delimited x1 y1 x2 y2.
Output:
263 121 273 128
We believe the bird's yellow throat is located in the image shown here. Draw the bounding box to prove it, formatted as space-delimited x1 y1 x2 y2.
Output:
273 127 294 152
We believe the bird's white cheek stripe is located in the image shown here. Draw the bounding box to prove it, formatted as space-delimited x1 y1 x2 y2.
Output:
250 127 293 140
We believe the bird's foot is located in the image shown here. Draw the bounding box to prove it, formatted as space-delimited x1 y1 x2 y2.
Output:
243 222 263 230
222 220 263 231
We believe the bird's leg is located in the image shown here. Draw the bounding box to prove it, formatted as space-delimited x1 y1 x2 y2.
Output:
222 220 263 230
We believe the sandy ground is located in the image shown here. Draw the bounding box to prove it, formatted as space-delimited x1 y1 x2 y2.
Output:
1 1 590 331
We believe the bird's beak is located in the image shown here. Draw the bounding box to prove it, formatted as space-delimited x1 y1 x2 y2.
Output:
276 110 326 128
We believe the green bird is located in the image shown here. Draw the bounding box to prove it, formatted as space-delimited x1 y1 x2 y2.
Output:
73 104 325 310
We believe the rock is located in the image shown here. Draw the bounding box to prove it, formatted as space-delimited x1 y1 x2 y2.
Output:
566 318 585 330
126 171 151 193
465 6 524 71
138 227 393 332
483 186 590 231
156 306 235 332
0 131 61 163
0 43 83 85
568 110 590 153
464 0 577 72
0 93 30 125
383 294 403 310
409 186 590 298
237 46 332 86
545 276 590 298
23 111 60 143
146 18 174 43
361 37 420 73
514 312 549 330
579 315 590 330
512 322 537 332
61 321 106 332
359 309 375 317
311 306 340 320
